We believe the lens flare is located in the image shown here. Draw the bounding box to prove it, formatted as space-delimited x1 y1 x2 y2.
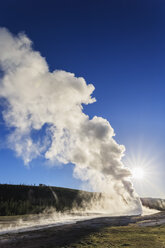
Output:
132 167 145 180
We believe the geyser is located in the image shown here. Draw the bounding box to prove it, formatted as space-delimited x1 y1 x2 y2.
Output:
0 28 142 215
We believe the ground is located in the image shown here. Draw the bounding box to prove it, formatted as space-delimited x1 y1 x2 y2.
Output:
67 225 165 248
0 212 165 248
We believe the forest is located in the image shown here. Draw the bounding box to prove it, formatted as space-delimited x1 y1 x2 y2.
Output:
0 184 164 216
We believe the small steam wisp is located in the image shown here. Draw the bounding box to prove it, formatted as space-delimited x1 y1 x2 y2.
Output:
0 28 141 215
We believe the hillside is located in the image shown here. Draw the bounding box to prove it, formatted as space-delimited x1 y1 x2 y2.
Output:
141 197 165 211
0 184 101 216
0 184 164 216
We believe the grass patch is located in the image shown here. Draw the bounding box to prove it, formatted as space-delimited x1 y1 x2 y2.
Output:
64 225 165 248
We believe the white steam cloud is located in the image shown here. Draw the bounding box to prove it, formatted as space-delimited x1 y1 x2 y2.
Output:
0 28 141 214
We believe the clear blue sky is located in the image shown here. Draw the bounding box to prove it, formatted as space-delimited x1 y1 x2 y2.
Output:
0 0 165 198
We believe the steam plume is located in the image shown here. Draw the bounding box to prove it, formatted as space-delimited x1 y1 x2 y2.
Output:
0 28 141 214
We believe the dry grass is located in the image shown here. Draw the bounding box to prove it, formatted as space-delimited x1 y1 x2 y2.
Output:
64 225 165 248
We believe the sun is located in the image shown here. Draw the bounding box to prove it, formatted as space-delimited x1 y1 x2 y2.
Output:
131 167 145 180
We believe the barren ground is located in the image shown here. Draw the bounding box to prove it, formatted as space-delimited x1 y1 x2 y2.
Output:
0 212 165 248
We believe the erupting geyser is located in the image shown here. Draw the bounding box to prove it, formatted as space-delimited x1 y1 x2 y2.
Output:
0 28 142 215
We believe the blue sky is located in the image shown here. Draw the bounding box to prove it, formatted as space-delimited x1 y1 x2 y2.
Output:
0 0 165 198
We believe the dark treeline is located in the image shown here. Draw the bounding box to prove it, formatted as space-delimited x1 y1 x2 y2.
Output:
141 197 165 212
0 184 98 216
0 184 165 216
